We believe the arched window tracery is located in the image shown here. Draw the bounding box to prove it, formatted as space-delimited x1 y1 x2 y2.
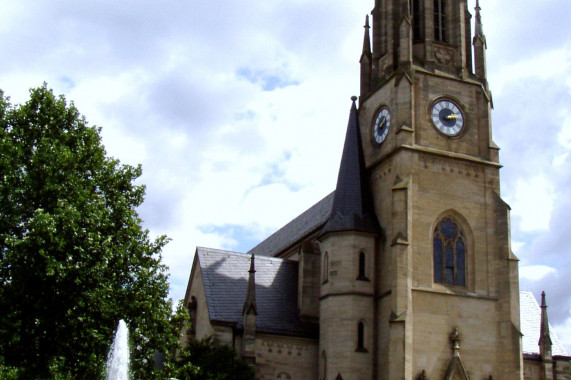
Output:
433 217 466 286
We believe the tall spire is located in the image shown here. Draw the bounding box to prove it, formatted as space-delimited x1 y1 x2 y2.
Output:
473 0 488 82
474 0 485 37
539 291 552 358
360 15 373 97
362 15 372 56
321 97 379 237
242 254 257 315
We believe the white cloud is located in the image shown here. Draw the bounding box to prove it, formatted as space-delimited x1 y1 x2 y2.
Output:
510 176 554 232
520 265 557 282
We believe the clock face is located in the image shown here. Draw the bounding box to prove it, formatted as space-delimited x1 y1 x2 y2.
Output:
373 107 391 144
431 100 464 136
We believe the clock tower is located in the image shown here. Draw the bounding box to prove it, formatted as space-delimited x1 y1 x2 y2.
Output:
356 0 522 379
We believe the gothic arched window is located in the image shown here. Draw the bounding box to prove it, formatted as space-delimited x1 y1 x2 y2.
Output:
357 251 368 281
411 0 422 42
433 0 447 42
356 321 368 352
189 296 197 336
433 217 466 286
323 252 329 283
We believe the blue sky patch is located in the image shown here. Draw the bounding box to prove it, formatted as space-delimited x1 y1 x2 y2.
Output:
236 67 299 91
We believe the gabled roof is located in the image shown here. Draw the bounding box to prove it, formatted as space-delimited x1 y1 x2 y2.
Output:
197 247 318 338
321 97 379 236
520 291 567 356
248 192 334 257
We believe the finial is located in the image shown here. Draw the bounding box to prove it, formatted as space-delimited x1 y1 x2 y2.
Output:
450 328 461 356
364 14 370 29
351 96 358 102
541 290 546 307
249 254 256 274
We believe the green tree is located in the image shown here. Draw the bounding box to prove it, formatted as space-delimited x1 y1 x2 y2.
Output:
168 336 255 380
0 84 174 378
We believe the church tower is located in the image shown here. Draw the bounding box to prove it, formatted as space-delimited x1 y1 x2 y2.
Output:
352 0 522 379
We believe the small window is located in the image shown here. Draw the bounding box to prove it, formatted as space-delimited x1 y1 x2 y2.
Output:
357 251 368 281
323 252 329 283
433 0 447 42
189 296 197 335
411 0 422 42
433 217 466 286
356 322 368 352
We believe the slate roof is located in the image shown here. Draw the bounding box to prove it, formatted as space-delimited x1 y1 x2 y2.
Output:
197 247 318 338
321 97 379 236
520 291 567 356
248 192 334 257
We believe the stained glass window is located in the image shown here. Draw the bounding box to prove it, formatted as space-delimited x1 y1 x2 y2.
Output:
433 217 466 286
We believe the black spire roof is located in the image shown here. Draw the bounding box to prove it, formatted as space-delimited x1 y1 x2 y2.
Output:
320 97 379 236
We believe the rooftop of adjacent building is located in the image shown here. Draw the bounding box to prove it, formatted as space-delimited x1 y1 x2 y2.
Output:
520 290 567 356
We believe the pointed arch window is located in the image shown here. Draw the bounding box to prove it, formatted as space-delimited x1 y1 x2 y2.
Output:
411 0 422 42
433 0 447 42
357 251 369 281
356 321 368 352
322 252 329 284
433 217 466 286
189 296 197 336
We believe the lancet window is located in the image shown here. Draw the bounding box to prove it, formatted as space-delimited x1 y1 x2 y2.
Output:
323 252 329 283
433 0 447 42
433 217 466 286
411 0 422 42
357 251 368 281
356 321 367 352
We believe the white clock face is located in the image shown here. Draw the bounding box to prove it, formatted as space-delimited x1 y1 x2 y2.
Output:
373 107 391 144
431 100 464 136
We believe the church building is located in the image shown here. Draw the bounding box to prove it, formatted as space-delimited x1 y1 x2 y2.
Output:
183 1 570 379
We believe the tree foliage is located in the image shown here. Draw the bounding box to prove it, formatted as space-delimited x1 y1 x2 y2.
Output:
167 335 256 380
0 85 174 378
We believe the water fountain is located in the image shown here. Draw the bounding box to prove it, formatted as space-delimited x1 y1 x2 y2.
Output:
105 319 130 380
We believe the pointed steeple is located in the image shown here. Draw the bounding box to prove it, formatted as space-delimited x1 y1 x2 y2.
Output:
473 0 488 82
362 15 372 56
360 15 373 97
321 97 379 237
242 254 257 316
539 291 553 358
474 0 485 38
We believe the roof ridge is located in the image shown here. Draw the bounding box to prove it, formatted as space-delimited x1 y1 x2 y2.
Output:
199 246 293 264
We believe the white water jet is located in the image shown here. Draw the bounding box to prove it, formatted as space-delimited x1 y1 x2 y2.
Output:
105 319 130 380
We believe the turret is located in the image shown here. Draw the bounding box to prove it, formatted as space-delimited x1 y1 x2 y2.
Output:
318 97 379 380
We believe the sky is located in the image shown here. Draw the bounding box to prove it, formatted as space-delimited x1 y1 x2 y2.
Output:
1 0 570 354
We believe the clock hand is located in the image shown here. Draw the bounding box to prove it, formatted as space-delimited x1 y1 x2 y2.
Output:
379 119 386 128
445 114 458 120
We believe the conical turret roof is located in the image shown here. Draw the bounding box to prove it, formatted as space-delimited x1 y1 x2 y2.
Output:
321 97 380 236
